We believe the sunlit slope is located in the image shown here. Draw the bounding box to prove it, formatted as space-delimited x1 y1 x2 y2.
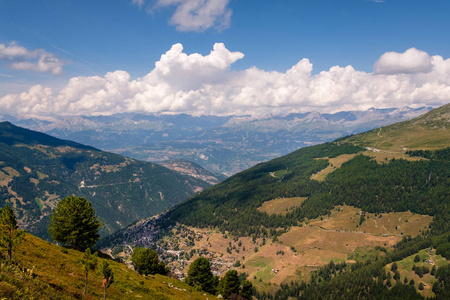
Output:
345 103 449 151
162 104 449 237
0 233 212 300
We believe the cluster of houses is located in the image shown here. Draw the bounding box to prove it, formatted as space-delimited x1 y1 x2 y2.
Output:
166 253 238 280
159 228 242 280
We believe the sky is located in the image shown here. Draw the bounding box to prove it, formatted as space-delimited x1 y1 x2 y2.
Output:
0 0 449 117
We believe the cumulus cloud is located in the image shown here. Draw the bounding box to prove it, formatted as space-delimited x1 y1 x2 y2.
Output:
0 41 67 75
1 45 449 117
374 48 433 74
135 0 232 32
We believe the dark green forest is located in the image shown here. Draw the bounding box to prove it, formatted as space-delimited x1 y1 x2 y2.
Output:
163 145 450 237
161 144 450 299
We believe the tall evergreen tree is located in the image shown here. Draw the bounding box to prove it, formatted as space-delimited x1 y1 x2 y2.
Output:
240 280 253 300
219 270 241 299
0 205 25 261
185 257 216 295
48 196 102 250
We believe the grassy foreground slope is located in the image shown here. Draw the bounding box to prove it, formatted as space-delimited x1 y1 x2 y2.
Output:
0 233 211 300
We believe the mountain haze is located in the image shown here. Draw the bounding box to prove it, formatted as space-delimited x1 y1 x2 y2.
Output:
0 121 212 240
1 106 432 176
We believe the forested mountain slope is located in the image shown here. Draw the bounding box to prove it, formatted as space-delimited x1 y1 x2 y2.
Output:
0 121 211 240
99 104 449 299
163 103 450 236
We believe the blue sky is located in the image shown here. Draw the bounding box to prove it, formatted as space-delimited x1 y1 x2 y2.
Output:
0 0 449 116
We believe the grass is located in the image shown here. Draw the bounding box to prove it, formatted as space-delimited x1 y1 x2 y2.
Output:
34 198 43 210
308 205 432 237
346 104 450 151
0 233 214 300
257 197 307 215
386 248 450 298
310 154 358 182
362 150 424 164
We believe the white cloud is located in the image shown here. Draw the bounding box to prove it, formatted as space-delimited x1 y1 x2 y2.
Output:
374 48 433 74
0 41 66 75
1 45 449 117
135 0 232 32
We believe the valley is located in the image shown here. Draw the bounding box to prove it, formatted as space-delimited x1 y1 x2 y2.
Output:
0 122 213 240
1 104 449 299
98 104 449 299
132 206 433 293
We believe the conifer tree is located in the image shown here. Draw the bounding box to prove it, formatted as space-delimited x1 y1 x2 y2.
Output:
0 205 25 261
185 257 216 295
48 196 102 250
219 270 240 299
100 260 114 300
240 280 253 300
81 248 98 295
131 247 168 276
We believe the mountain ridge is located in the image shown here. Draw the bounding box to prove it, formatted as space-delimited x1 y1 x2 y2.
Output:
1 106 433 176
98 104 449 297
0 122 213 240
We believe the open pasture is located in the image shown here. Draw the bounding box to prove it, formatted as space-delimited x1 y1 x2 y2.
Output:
257 197 307 215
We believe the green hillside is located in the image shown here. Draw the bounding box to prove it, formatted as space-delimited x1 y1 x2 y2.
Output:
163 104 449 237
152 104 450 299
0 233 212 299
0 121 211 239
345 103 450 151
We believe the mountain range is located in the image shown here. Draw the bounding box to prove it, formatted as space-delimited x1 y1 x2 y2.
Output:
0 121 216 240
1 104 449 299
99 103 450 299
0 106 432 176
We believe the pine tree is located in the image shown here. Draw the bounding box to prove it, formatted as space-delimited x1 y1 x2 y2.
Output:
0 205 25 261
48 196 102 250
100 260 114 300
131 247 168 276
81 248 98 295
219 270 240 299
185 257 216 295
240 280 253 300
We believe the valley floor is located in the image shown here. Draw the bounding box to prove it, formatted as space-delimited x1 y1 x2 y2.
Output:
143 205 434 294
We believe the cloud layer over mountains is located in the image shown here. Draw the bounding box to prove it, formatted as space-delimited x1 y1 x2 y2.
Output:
1 44 449 117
